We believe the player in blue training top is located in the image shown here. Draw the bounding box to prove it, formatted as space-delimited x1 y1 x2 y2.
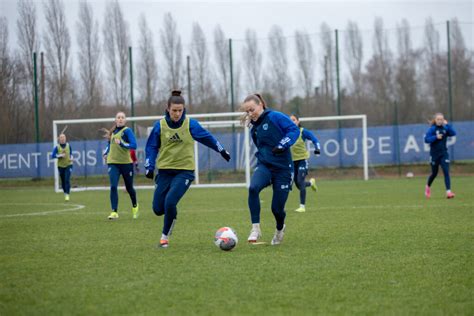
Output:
290 114 321 213
102 112 139 220
424 112 456 199
145 90 231 248
241 94 300 245
51 133 73 201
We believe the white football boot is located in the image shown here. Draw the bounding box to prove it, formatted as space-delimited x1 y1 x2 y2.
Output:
271 224 286 245
247 224 262 243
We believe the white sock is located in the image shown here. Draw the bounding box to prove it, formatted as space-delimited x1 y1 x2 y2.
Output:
447 190 451 194
161 234 168 241
252 223 260 231
300 204 305 209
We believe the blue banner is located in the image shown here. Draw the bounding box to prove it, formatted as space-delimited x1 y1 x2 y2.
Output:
1 121 473 178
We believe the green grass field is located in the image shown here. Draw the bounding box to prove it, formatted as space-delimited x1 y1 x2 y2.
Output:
0 177 473 315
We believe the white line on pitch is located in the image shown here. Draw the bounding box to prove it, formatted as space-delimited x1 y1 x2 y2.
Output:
0 203 86 218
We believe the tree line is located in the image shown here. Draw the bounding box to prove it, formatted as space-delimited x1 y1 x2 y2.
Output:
0 0 472 144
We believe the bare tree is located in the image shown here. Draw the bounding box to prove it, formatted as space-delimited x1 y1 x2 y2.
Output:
213 25 230 104
344 21 363 96
295 30 315 99
43 0 72 110
395 19 419 123
422 17 446 113
137 14 158 108
76 0 101 108
320 22 335 98
16 0 39 136
160 12 183 89
103 0 130 107
190 22 212 105
365 17 394 124
267 25 291 107
242 28 262 92
450 18 473 120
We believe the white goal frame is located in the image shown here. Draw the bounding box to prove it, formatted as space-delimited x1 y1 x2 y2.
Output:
52 113 368 192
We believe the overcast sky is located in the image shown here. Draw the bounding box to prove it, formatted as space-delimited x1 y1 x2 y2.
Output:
2 0 472 52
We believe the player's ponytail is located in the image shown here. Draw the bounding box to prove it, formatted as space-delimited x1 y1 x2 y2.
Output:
240 93 267 126
167 89 185 108
291 114 301 127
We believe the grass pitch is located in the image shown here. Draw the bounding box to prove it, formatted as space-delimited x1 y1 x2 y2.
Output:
0 177 473 315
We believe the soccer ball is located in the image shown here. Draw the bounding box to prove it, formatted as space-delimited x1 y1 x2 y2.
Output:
214 227 238 251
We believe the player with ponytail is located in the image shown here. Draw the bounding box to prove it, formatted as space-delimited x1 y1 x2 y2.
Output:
241 93 300 245
102 111 139 220
51 133 73 201
424 112 456 199
145 90 231 248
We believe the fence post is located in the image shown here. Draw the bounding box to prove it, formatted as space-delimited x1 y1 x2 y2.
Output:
128 46 135 132
335 29 343 168
33 52 41 179
446 20 454 161
187 55 192 111
229 38 237 171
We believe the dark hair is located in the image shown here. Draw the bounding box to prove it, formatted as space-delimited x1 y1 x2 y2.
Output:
290 113 301 127
167 89 185 108
243 93 266 109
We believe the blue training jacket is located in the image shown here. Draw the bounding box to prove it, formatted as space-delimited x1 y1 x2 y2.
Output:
301 128 321 151
424 124 456 157
103 126 137 156
251 109 300 170
145 110 224 171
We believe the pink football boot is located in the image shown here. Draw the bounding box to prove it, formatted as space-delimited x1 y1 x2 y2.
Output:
425 185 431 198
446 191 455 199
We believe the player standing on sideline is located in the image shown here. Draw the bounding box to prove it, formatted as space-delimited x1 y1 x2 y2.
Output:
144 90 231 248
102 112 139 220
241 94 300 245
424 113 456 199
290 114 320 213
51 133 73 201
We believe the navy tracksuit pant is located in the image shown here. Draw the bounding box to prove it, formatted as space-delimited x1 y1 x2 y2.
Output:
152 169 195 236
248 163 292 231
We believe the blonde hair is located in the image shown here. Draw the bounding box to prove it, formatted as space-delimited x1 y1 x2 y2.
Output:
429 112 444 125
100 112 127 140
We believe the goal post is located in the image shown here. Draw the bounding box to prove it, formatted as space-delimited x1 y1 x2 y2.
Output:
52 113 369 193
52 112 250 192
298 114 369 181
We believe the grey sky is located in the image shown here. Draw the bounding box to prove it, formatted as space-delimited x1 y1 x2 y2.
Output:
2 0 472 51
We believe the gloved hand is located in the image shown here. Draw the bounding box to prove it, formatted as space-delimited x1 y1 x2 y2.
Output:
314 149 321 156
272 145 286 154
220 149 231 162
134 163 140 173
145 169 154 179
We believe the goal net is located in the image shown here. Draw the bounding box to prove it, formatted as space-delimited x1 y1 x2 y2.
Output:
52 113 368 193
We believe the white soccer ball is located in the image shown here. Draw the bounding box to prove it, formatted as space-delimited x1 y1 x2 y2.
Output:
214 227 238 251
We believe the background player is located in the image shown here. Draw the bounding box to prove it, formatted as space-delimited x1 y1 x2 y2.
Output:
241 94 300 245
145 90 231 248
102 112 139 220
51 133 73 201
424 112 456 199
290 114 320 213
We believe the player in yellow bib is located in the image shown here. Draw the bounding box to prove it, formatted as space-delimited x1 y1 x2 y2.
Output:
290 114 321 213
51 133 73 201
102 112 139 220
145 90 231 248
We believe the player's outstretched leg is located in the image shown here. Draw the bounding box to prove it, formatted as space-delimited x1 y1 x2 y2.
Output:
108 165 120 220
247 165 271 243
440 157 455 199
426 159 439 198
